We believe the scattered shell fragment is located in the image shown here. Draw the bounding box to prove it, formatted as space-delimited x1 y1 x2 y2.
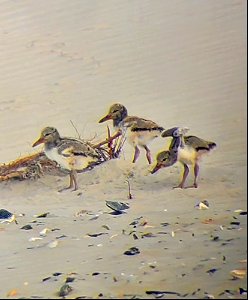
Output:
21 224 33 230
195 200 209 210
6 289 18 297
74 209 89 217
123 247 140 256
47 240 59 248
29 237 43 242
230 269 246 279
39 228 51 236
105 201 129 213
0 209 16 224
34 212 49 218
58 283 72 297
171 231 175 237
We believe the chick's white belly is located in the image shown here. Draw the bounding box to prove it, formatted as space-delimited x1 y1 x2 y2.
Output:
126 129 159 147
178 146 197 165
45 148 95 171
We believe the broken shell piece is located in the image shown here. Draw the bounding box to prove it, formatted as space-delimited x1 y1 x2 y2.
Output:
106 201 129 213
230 269 246 279
124 247 140 256
29 237 43 242
39 228 51 236
34 212 49 218
0 209 16 223
195 200 209 210
47 240 59 248
58 283 72 297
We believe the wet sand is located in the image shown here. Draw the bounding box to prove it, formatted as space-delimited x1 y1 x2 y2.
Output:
0 0 247 299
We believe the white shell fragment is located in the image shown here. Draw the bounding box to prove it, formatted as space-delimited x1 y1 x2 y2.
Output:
47 240 59 248
29 237 43 242
195 200 209 210
39 228 51 236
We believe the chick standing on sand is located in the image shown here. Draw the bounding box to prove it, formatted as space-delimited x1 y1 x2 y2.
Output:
32 127 104 191
151 127 216 188
99 103 164 164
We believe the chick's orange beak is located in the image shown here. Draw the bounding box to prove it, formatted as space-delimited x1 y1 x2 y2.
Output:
32 137 45 147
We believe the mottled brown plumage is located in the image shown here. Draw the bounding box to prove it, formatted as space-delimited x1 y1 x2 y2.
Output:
99 103 164 164
32 127 104 191
151 127 216 188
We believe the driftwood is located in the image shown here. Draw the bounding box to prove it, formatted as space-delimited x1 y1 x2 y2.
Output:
0 127 125 182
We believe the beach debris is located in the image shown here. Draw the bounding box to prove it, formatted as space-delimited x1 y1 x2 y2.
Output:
42 276 52 282
234 209 247 216
230 269 246 279
20 224 33 230
65 277 75 283
6 289 18 297
58 283 72 297
133 233 139 240
0 209 17 224
211 236 220 242
203 293 215 299
74 209 90 217
141 232 156 238
239 288 247 295
34 212 50 218
239 211 247 216
126 179 133 199
105 201 129 214
123 247 140 256
192 288 201 296
47 240 59 248
86 232 107 238
39 228 51 236
29 237 43 242
160 222 170 227
146 290 181 297
195 200 209 210
102 225 110 230
206 268 218 275
218 289 236 297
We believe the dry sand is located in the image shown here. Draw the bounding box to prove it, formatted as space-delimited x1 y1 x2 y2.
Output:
0 0 247 299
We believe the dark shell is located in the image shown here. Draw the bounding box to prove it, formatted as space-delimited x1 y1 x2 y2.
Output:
0 209 13 220
105 201 129 212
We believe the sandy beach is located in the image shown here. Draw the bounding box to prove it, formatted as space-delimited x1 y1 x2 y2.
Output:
0 0 247 298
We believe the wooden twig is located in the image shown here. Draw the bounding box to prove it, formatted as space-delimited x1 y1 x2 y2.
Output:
126 180 133 199
70 120 81 140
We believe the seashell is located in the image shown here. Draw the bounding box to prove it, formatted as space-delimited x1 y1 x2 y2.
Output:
230 269 246 279
29 237 43 242
195 200 209 210
0 209 16 223
47 240 59 248
39 228 51 236
123 247 140 256
105 201 129 213
58 283 72 297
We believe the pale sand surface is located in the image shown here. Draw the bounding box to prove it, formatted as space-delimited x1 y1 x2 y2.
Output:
0 0 247 299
